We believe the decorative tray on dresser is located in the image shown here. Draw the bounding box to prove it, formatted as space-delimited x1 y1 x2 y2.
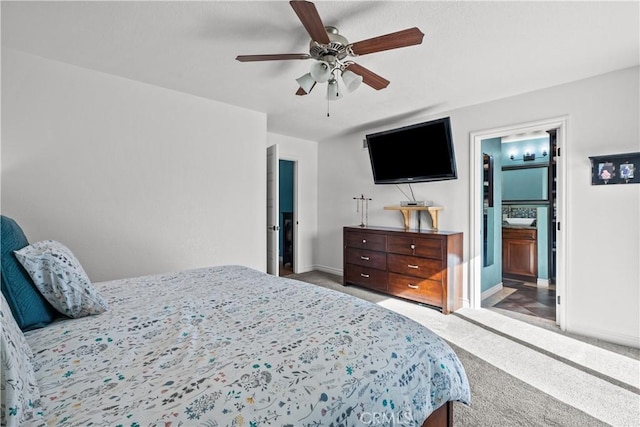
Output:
343 226 463 314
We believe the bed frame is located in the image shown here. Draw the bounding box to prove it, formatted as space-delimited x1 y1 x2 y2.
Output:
423 401 453 427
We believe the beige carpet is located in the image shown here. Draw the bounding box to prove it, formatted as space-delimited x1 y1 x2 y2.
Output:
287 270 640 427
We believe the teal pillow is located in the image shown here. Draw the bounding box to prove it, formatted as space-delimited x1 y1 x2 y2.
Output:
1 215 57 330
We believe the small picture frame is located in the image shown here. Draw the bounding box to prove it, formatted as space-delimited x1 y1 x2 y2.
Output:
589 152 640 185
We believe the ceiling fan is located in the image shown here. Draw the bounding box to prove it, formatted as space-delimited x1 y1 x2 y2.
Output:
236 0 424 100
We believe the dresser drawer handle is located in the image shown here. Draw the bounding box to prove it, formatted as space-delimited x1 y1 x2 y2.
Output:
407 284 419 289
360 273 370 278
362 239 367 244
360 256 370 261
407 264 419 269
410 244 416 250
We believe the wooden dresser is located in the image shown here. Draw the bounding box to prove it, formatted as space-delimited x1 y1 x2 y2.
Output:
343 226 463 314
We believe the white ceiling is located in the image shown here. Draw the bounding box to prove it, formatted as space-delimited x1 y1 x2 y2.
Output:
2 1 639 142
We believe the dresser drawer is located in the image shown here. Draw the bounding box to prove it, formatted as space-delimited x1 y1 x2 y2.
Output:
388 273 443 307
387 254 443 281
345 248 387 270
345 231 387 252
503 227 536 240
387 236 443 259
344 265 388 292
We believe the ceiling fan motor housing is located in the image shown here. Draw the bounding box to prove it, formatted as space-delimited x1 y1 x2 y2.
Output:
309 26 350 64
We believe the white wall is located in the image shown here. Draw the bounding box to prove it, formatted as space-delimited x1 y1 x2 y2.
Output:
267 133 318 273
2 49 267 281
317 67 640 347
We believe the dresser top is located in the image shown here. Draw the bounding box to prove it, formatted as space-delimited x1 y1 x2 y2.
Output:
344 225 462 236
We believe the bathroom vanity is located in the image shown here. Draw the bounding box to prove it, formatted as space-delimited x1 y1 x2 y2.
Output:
502 225 537 281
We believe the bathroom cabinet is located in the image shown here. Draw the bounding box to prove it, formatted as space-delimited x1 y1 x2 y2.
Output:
502 227 537 281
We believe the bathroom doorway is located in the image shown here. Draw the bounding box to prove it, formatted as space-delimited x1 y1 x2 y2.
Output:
470 117 568 330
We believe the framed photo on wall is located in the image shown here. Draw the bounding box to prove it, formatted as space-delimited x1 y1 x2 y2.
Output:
589 152 640 185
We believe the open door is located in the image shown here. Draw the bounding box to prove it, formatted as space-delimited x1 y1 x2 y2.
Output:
266 144 279 275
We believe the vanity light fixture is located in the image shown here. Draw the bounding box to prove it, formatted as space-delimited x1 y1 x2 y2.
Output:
511 149 549 161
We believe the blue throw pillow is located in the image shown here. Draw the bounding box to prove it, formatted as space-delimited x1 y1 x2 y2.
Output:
0 215 58 330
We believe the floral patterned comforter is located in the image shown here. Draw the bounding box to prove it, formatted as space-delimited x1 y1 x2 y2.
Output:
25 265 470 426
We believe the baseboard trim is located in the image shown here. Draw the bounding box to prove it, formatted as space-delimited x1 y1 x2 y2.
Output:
312 264 343 276
481 283 503 300
537 278 550 287
566 324 640 349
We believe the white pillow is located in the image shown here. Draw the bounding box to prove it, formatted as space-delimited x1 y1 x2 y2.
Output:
1 293 44 425
14 240 108 318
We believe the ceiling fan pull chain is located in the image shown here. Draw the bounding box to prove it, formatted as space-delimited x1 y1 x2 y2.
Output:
327 98 330 117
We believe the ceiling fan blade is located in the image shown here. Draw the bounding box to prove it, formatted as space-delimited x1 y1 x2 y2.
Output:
345 63 390 90
236 54 311 62
349 27 425 56
290 1 330 44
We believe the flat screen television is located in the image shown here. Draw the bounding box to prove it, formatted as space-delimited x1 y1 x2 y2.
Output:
366 117 457 184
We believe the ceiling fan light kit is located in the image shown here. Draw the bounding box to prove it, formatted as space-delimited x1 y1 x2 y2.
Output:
327 78 343 101
341 70 363 93
296 73 316 94
236 0 424 104
310 61 332 83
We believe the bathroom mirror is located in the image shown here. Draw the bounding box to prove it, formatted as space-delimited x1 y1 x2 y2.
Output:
502 166 548 201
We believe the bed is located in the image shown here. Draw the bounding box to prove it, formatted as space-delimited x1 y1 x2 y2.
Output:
1 216 470 426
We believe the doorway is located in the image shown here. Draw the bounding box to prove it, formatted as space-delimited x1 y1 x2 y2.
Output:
470 117 568 330
279 160 295 276
266 144 298 277
484 131 556 323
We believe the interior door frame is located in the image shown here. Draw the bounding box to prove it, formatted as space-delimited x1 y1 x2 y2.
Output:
469 116 569 330
267 145 300 276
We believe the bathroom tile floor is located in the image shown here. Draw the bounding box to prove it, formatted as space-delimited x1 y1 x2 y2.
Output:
483 279 556 322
